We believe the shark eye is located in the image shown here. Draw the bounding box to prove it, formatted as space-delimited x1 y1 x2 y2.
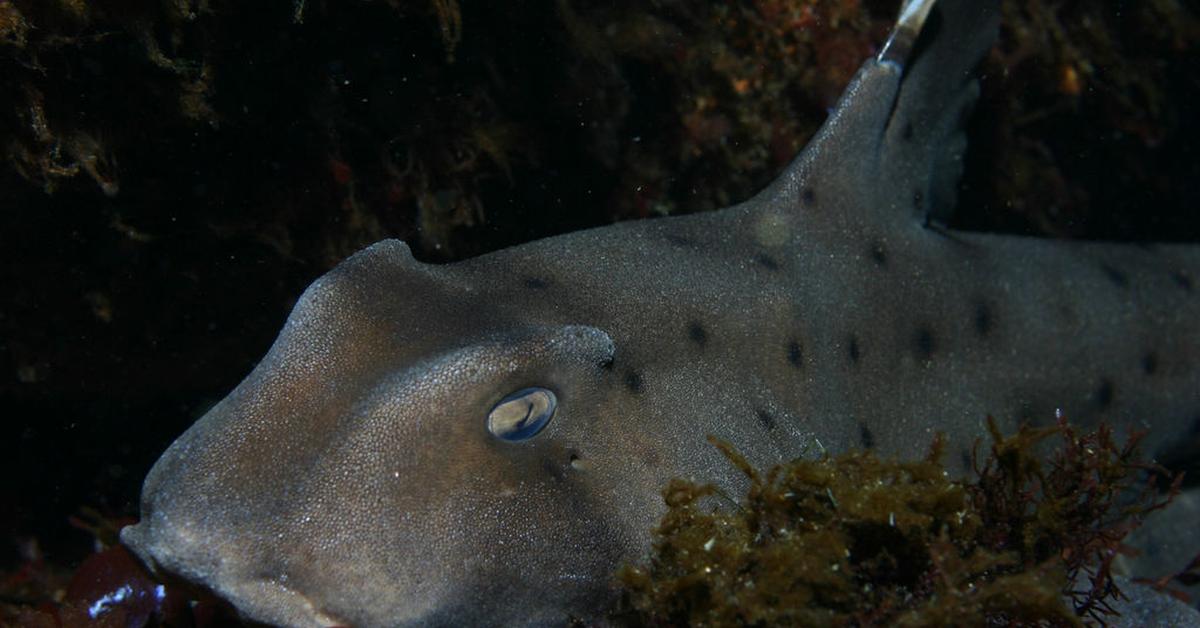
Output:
487 387 557 441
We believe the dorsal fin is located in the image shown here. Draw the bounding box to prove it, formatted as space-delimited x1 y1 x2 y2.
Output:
758 0 1000 232
879 0 1001 225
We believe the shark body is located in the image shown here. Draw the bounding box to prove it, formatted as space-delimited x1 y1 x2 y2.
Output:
121 1 1200 625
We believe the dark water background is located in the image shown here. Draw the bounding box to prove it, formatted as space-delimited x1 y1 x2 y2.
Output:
1 0 1197 597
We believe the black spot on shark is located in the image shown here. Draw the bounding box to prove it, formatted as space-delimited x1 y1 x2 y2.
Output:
1172 270 1194 292
973 300 994 338
913 326 936 360
624 370 644 395
787 340 803 368
1100 263 1129 288
869 241 888 267
524 277 550 290
1096 378 1115 409
1142 352 1159 376
859 423 876 449
756 408 778 432
755 253 781 270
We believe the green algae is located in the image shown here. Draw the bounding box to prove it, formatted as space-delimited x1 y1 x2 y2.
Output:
616 417 1181 626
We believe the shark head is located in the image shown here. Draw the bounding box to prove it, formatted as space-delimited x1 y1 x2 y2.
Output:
121 240 691 626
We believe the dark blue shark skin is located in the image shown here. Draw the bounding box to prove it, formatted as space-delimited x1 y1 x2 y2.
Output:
120 1 1200 625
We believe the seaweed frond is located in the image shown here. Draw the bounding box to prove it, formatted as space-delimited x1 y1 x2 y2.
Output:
616 415 1180 626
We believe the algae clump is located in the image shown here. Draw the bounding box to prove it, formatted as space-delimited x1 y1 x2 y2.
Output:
617 417 1181 626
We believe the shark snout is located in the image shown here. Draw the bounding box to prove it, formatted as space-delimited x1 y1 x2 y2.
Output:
122 509 352 627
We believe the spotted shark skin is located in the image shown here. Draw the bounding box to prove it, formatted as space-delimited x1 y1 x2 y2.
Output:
120 1 1200 626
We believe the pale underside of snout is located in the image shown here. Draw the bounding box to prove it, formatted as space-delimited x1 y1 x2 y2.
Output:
122 512 345 627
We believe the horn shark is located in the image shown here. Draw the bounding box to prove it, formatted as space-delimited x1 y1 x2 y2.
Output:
120 0 1200 625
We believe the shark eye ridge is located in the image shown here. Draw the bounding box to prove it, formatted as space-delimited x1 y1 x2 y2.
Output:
487 387 557 441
